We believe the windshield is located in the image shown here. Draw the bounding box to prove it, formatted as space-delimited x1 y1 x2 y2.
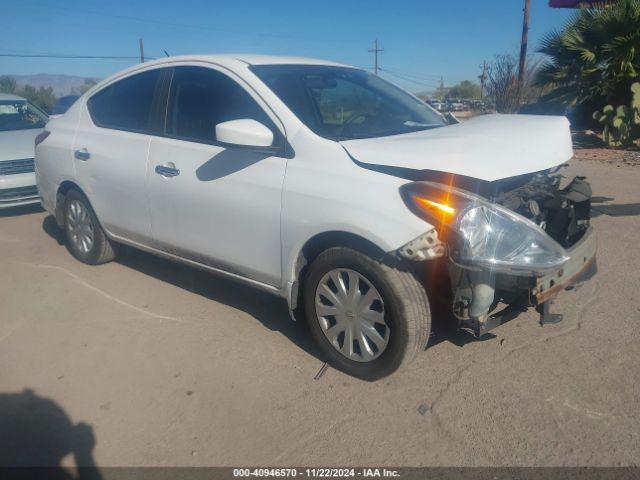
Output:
250 65 445 141
0 100 48 132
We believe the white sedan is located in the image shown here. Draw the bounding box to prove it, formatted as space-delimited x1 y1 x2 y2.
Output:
0 93 47 208
35 55 596 379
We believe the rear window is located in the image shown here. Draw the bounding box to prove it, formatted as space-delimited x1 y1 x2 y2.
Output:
0 101 47 132
87 69 163 134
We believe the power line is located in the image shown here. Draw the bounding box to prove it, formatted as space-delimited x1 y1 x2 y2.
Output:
379 68 439 88
381 67 468 86
380 66 442 80
380 67 441 84
0 53 156 60
19 0 365 46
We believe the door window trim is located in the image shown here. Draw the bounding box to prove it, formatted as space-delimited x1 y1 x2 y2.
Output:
85 61 292 157
160 64 291 158
86 66 172 136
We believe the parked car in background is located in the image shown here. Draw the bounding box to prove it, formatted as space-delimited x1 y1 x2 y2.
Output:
0 93 47 208
429 100 446 112
36 55 596 379
470 100 488 111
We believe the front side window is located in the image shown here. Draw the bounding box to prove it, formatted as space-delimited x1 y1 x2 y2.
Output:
167 66 274 144
0 101 47 132
88 69 163 133
250 65 445 141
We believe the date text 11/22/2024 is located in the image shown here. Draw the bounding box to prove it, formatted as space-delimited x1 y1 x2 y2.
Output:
233 468 400 478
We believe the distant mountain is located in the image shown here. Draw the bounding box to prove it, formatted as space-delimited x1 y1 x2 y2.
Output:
10 74 100 97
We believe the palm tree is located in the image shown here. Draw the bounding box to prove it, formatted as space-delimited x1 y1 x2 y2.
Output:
536 0 640 108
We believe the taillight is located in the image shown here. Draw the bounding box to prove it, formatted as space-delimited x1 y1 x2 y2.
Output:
35 130 50 147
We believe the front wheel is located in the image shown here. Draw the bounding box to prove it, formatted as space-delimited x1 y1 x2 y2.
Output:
303 247 431 381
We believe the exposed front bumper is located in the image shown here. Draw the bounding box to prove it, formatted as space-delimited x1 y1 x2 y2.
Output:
450 226 597 337
531 226 597 304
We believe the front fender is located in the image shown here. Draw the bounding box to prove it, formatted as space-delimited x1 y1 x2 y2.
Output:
280 170 434 307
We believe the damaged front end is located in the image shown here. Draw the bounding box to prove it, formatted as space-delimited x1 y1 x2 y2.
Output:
398 170 597 337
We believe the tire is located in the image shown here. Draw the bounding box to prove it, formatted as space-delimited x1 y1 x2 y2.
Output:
63 189 118 265
303 247 431 381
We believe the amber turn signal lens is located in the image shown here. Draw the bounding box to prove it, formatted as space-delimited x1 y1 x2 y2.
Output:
411 195 456 217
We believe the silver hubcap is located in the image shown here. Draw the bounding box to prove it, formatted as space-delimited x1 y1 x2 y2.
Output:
315 269 390 362
66 200 94 254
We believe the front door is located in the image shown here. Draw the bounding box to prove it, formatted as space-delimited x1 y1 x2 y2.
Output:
147 65 287 287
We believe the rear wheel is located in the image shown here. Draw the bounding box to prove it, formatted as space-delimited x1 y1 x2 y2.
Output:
64 189 117 265
303 247 431 380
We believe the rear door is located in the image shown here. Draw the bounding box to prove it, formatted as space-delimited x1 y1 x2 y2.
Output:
73 68 169 243
147 65 288 287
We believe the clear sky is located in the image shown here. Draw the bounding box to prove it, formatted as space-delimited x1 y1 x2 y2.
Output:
2 0 573 93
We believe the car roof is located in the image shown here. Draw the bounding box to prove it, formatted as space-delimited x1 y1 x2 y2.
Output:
133 53 351 71
84 54 357 98
0 93 26 102
170 53 346 66
229 54 349 66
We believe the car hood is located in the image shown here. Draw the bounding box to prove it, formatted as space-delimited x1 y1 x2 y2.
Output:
340 114 573 182
0 128 42 161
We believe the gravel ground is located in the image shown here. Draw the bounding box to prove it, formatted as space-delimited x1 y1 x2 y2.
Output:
0 156 638 468
574 147 640 167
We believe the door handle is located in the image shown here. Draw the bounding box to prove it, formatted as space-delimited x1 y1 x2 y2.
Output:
155 164 180 177
74 148 91 161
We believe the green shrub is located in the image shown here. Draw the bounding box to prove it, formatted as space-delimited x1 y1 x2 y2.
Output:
537 0 640 114
593 82 640 147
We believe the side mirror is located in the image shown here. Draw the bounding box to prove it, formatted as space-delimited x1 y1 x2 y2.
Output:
215 119 274 148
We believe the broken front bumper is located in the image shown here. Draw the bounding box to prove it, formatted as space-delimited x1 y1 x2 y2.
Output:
451 226 597 337
532 226 597 305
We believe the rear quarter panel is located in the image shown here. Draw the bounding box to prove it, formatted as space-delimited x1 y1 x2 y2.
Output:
35 100 82 213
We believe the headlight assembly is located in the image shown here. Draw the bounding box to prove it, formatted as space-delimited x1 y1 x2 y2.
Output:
401 181 569 275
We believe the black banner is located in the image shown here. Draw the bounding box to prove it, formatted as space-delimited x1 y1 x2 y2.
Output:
0 467 638 480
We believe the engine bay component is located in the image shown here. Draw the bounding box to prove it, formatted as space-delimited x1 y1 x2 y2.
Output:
449 263 497 336
492 174 592 248
398 228 445 261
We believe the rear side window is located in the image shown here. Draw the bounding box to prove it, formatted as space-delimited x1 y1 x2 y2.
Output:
166 66 274 144
88 69 163 133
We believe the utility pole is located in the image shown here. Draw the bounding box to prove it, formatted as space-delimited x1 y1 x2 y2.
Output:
479 61 488 100
368 39 383 75
139 38 145 63
517 0 531 101
438 76 445 99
